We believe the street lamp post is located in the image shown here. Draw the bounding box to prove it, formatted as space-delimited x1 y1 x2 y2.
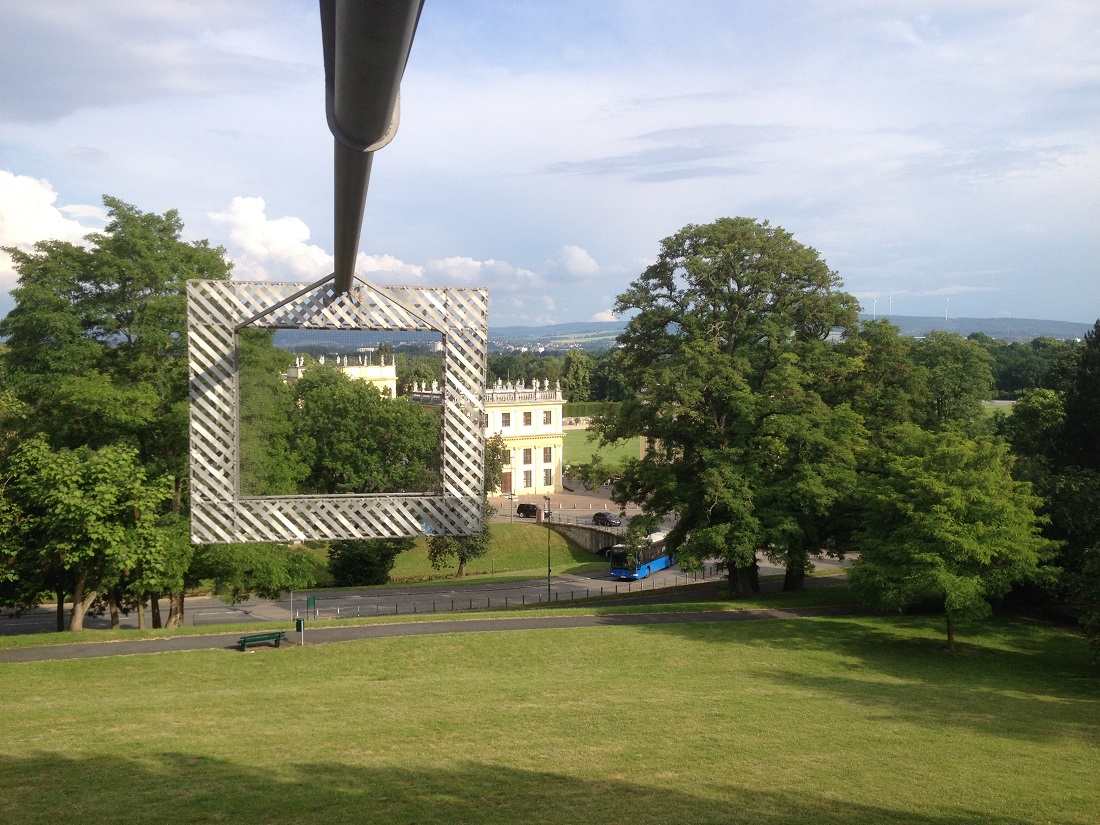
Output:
544 494 552 602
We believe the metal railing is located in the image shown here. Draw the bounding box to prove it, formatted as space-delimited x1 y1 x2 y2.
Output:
279 564 723 624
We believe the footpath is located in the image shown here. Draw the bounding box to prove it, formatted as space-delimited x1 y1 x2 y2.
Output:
0 579 859 664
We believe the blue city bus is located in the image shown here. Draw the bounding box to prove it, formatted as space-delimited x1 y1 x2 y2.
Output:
609 533 672 580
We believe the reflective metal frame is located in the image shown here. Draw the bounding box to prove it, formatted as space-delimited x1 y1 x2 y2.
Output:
187 275 487 544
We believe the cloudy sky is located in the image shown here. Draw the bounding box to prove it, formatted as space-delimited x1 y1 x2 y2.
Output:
1 0 1097 327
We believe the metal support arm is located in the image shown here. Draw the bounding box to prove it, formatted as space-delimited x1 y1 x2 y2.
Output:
320 0 425 294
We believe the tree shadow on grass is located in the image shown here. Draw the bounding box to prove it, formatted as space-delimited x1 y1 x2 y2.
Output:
632 615 1100 744
0 751 1039 825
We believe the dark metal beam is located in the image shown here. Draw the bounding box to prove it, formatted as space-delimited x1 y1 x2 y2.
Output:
321 0 424 294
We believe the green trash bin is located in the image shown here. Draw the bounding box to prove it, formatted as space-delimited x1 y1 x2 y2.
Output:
295 617 305 633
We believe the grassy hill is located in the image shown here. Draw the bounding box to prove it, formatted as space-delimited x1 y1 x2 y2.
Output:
563 428 639 465
1 609 1095 824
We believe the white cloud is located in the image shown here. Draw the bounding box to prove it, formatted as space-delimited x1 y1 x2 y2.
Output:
3 2 1096 325
59 202 109 220
559 244 600 278
424 255 500 283
210 197 430 285
209 196 332 281
207 199 568 316
425 256 541 293
922 284 1000 298
0 170 103 294
0 2 309 123
355 253 424 283
590 309 618 322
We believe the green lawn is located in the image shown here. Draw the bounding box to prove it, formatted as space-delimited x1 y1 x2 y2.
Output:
298 523 606 586
1 615 1096 824
388 522 605 581
563 427 640 465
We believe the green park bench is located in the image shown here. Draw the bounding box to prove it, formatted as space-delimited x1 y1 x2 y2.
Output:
237 631 287 651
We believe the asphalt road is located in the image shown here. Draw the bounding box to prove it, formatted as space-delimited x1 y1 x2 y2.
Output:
0 554 851 636
0 600 859 664
0 565 725 635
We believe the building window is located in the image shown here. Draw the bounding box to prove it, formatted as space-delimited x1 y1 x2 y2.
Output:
523 411 532 426
543 447 552 463
543 468 552 487
501 412 511 427
543 410 552 425
523 470 532 488
523 448 532 465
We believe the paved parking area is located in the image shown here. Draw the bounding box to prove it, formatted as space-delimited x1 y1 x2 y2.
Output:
490 484 645 526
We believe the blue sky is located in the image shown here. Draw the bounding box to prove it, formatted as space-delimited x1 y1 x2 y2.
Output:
1 0 1097 326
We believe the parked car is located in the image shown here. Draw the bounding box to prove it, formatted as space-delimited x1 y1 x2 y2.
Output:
592 511 622 527
517 503 540 518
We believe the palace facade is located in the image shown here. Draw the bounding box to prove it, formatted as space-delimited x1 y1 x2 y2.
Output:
288 359 564 497
483 379 564 497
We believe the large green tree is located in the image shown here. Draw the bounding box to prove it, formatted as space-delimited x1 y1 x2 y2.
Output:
1 436 168 631
970 334 1078 398
394 351 443 396
560 348 593 402
1058 320 1100 472
328 538 413 586
595 217 864 593
850 426 1057 651
591 350 627 402
426 434 507 578
192 543 316 604
996 387 1064 489
0 197 232 628
1048 320 1100 648
840 320 929 434
290 365 441 494
910 331 994 431
237 328 302 496
488 352 563 387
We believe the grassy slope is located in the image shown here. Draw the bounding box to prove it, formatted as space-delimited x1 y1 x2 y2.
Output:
297 427 635 586
563 428 640 465
298 523 606 586
1 615 1096 824
388 522 605 581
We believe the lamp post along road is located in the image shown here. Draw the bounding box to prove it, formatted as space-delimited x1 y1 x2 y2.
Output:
544 495 552 601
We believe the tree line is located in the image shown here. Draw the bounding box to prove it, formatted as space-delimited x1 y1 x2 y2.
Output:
1 202 1096 650
492 322 1079 409
0 198 455 631
488 348 626 403
585 217 1098 650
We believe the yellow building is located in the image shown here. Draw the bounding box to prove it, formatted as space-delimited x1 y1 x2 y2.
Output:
290 363 563 497
484 379 564 497
285 355 397 397
410 378 565 496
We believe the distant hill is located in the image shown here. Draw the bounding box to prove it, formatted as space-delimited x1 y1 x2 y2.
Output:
858 315 1096 342
488 316 1096 349
489 321 625 349
266 316 1096 353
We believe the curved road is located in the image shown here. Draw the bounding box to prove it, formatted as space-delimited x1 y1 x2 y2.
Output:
0 598 858 663
0 553 850 635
